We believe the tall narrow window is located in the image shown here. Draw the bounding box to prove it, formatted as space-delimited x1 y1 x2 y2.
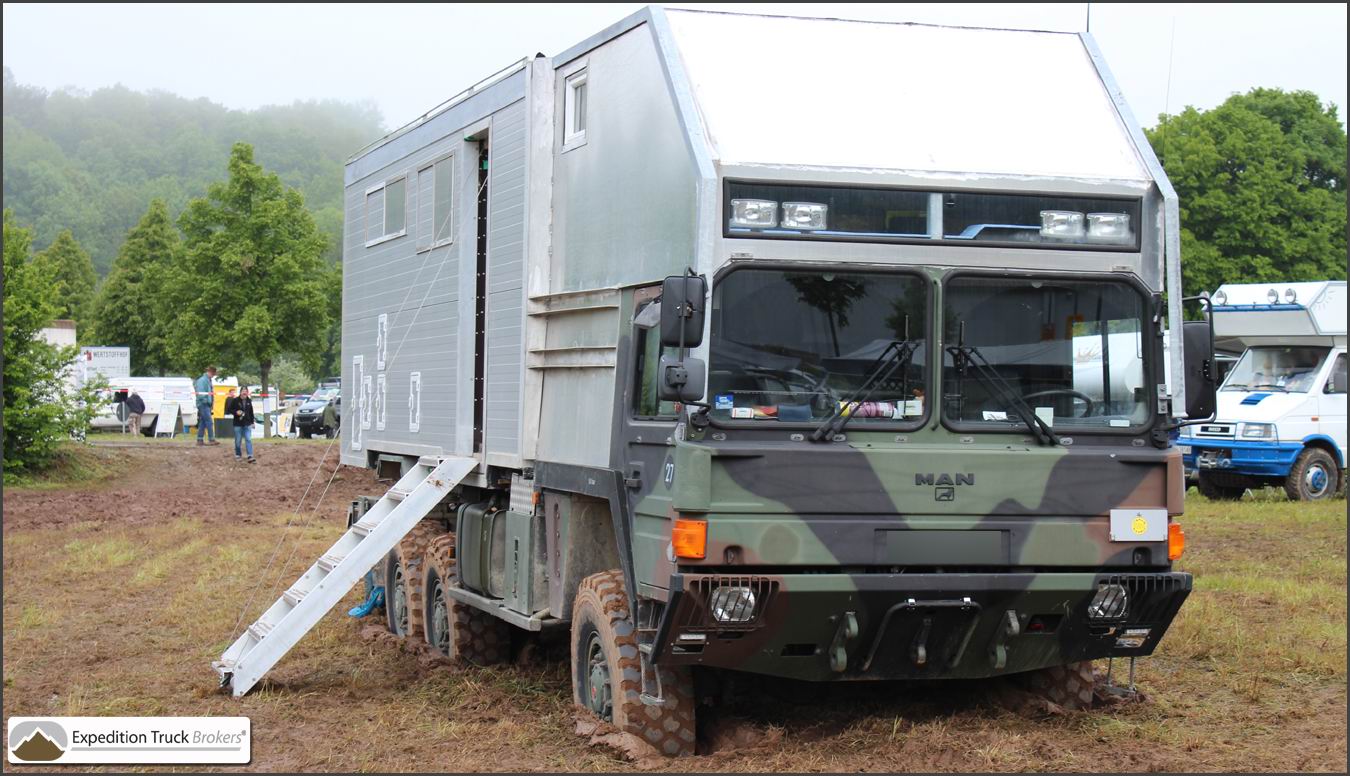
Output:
384 177 406 236
365 176 408 246
563 68 588 149
433 156 454 244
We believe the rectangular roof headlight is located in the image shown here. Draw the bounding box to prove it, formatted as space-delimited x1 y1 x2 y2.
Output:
730 199 778 229
1086 212 1132 244
1040 210 1085 239
781 202 828 231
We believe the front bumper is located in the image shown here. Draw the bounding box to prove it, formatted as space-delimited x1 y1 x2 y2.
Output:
1180 438 1301 478
655 570 1191 681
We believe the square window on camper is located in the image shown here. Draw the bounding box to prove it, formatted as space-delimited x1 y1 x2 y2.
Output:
365 177 407 246
416 156 454 250
563 68 588 149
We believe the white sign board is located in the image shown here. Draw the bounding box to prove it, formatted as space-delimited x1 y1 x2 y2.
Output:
153 402 180 437
78 347 131 384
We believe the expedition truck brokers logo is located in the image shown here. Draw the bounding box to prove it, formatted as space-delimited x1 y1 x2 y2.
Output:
7 717 250 765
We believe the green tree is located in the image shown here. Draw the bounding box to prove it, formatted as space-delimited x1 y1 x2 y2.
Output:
3 210 103 478
1146 88 1347 297
33 229 98 330
169 143 330 434
90 199 180 374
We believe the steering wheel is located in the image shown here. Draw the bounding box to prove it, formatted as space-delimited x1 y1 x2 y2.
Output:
1020 389 1096 418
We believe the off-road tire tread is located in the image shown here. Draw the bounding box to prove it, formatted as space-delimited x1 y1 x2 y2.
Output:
391 519 448 639
1196 473 1246 501
422 532 508 664
571 570 696 757
1021 660 1096 711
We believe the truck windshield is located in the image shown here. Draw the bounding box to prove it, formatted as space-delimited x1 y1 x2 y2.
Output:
708 268 927 423
943 276 1151 430
1222 346 1329 393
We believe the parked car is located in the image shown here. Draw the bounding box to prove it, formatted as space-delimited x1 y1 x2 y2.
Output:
293 384 341 438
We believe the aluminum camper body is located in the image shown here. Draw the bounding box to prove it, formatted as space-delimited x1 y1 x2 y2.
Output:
336 7 1197 745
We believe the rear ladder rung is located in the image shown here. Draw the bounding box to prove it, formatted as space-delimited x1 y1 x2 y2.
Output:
316 553 345 572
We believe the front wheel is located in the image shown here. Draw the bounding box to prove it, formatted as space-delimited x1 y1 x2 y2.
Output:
571 571 696 757
299 428 312 439
1197 472 1247 501
1017 660 1096 711
1285 448 1340 501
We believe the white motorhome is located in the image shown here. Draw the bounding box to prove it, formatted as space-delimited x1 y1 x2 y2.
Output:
91 376 199 435
1179 281 1347 500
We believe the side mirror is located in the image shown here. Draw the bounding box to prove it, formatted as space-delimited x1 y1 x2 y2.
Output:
659 275 707 348
1182 320 1217 420
657 354 706 403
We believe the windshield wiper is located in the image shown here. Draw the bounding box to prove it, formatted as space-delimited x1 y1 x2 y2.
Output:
947 330 1059 447
1251 383 1288 392
811 338 918 442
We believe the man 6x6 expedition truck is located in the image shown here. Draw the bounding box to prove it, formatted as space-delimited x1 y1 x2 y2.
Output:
215 8 1212 755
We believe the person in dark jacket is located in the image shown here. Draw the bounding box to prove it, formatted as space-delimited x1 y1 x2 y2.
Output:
225 387 256 463
125 389 147 435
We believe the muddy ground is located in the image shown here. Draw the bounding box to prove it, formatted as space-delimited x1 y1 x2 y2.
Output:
3 439 1346 772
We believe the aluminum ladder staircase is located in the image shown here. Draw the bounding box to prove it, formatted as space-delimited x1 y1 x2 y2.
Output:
213 456 477 697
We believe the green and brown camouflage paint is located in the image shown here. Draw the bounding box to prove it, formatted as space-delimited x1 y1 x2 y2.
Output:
617 274 1192 683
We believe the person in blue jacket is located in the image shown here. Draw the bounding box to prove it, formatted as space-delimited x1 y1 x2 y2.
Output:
195 366 219 446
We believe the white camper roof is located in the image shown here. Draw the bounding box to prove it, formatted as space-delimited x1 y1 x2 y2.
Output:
1212 281 1348 347
664 10 1150 184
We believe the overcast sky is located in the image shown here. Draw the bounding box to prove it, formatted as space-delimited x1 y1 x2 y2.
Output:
3 3 1346 133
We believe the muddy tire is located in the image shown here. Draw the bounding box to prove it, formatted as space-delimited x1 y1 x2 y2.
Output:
384 519 447 639
1284 447 1340 501
1196 472 1247 501
421 533 509 664
1018 660 1097 711
571 570 696 757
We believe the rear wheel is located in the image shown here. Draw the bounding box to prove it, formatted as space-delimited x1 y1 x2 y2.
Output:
384 520 447 639
1018 660 1096 711
422 533 510 664
1196 472 1247 501
571 570 696 757
1285 447 1340 501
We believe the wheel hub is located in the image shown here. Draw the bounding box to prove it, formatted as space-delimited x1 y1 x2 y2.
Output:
1306 464 1329 496
392 567 408 635
585 634 612 720
431 586 450 655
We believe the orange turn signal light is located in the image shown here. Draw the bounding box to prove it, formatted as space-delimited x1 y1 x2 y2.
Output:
1168 522 1185 560
672 518 707 560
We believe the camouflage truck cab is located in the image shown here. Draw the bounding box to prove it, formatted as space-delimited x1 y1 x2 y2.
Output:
256 6 1213 757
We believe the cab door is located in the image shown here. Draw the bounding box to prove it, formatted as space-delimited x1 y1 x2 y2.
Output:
1319 352 1348 465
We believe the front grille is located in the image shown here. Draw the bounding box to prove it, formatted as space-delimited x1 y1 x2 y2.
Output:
680 576 778 632
1194 423 1235 439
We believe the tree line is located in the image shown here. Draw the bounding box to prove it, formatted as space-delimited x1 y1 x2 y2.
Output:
4 143 335 477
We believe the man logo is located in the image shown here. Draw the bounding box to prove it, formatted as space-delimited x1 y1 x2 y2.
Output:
9 720 67 762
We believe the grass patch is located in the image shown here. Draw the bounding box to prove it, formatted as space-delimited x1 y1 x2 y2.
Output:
3 443 122 490
59 536 140 572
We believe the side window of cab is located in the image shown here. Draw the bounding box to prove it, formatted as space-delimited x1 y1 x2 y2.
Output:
632 287 679 419
1324 353 1347 394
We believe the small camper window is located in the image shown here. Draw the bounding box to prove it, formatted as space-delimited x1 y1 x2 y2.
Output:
365 177 408 246
563 69 588 149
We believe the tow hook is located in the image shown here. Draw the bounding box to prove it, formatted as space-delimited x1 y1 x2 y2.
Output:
828 611 859 673
989 609 1020 669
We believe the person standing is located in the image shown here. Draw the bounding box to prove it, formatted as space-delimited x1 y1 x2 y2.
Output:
225 386 256 463
195 366 219 446
125 389 146 435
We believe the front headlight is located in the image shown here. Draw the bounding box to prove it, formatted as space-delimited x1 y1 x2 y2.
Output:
709 586 757 623
1088 583 1128 620
1238 422 1277 440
